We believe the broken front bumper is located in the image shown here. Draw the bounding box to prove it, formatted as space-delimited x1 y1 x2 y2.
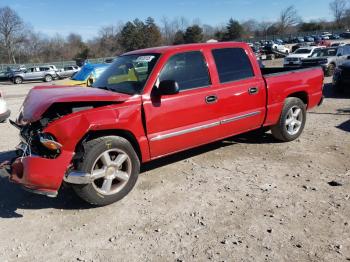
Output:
0 144 74 197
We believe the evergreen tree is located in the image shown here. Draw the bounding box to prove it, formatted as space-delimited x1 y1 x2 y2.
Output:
144 17 162 47
184 25 203 43
222 19 243 41
173 30 185 45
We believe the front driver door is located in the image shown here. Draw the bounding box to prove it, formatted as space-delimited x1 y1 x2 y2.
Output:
142 51 222 159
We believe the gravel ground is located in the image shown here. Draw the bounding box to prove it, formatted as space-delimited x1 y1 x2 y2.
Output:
0 63 349 262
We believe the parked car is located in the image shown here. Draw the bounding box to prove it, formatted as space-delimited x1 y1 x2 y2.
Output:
291 43 310 53
297 37 305 43
0 71 8 81
275 39 284 45
0 91 10 123
284 46 325 67
331 42 346 47
57 65 80 79
63 63 109 86
47 65 59 72
301 46 350 76
316 39 331 47
304 36 314 42
10 66 58 84
340 32 350 39
265 41 290 54
333 61 350 93
0 42 324 206
330 34 340 40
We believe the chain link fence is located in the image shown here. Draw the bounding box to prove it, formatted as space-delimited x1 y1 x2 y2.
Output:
0 57 116 71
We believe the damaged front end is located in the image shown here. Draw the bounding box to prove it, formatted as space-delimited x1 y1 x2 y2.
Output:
0 86 131 198
0 102 107 197
0 117 74 197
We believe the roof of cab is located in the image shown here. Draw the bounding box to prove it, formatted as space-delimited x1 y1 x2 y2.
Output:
123 42 248 55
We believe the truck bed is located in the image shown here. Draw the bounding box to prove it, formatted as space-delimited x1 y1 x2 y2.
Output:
260 67 321 76
261 66 324 127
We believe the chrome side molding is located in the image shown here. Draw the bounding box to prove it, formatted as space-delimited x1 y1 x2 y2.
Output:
150 111 261 141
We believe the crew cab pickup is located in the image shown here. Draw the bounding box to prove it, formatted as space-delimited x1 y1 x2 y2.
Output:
0 42 324 206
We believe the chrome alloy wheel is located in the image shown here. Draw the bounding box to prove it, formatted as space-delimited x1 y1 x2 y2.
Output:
90 149 132 195
285 106 303 136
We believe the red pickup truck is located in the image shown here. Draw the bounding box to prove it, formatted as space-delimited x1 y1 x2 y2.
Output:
0 42 324 206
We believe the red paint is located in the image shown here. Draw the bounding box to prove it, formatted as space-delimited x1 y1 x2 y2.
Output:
22 86 131 122
8 42 323 194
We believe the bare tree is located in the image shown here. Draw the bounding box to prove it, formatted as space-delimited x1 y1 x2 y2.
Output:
277 6 300 34
258 21 274 38
0 6 26 63
330 0 347 28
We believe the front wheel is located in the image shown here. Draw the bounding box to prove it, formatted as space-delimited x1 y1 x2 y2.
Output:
271 97 306 142
44 75 53 82
13 76 23 84
72 136 140 206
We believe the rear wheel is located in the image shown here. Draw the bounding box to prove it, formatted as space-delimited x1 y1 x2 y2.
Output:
72 136 140 206
44 75 53 82
13 76 23 84
271 97 306 142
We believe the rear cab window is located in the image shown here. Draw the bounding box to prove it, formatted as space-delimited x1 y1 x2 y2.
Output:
212 48 255 83
159 51 211 91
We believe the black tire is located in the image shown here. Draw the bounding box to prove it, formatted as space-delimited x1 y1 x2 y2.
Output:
44 75 53 82
13 76 23 84
72 136 140 206
326 64 335 77
271 97 306 142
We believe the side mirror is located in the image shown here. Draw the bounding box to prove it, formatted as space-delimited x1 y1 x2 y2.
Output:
157 80 180 95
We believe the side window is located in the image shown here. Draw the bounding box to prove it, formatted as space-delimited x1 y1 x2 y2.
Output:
212 48 254 83
159 51 210 91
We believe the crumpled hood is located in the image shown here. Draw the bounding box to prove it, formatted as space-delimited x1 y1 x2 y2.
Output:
21 86 131 122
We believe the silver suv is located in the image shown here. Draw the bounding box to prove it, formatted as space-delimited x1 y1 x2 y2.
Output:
301 45 350 76
57 65 80 79
10 66 58 84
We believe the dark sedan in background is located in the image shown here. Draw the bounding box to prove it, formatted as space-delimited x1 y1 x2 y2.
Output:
333 62 350 93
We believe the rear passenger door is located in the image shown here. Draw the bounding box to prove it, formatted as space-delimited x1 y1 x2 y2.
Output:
143 51 223 158
211 48 266 136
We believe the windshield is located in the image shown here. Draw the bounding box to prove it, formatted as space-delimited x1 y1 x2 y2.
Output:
92 54 160 95
294 49 311 54
311 48 337 57
72 66 94 81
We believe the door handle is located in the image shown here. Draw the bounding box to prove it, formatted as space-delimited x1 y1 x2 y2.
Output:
205 95 218 104
248 87 259 95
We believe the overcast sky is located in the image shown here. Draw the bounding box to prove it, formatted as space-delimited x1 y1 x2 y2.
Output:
1 0 335 40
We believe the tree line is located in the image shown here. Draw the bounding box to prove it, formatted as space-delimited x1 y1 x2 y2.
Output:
1 0 350 64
